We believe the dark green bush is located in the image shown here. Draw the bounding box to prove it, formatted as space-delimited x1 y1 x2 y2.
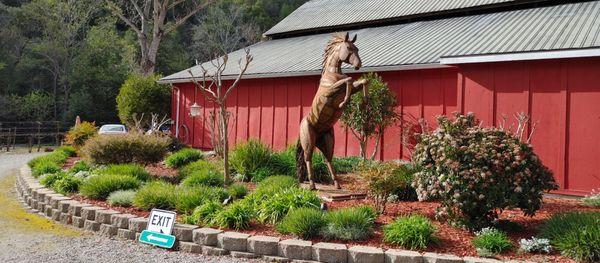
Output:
277 208 326 239
472 228 513 256
178 159 220 180
322 206 377 241
227 183 248 200
107 190 136 207
81 132 170 165
116 74 171 126
212 201 254 230
257 187 321 224
69 160 91 173
180 169 224 187
133 181 177 210
80 173 140 200
99 163 150 181
541 212 600 262
230 139 273 181
183 200 223 225
165 148 203 168
413 113 558 228
174 186 228 214
56 145 77 157
32 160 62 177
53 175 82 195
383 215 437 249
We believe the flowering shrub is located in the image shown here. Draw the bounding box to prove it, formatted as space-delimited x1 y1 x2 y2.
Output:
412 113 557 228
519 237 552 254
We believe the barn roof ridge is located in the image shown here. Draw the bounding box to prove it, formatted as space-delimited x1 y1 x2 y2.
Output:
264 0 571 38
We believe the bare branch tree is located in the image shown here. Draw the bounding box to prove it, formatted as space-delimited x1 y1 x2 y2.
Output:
188 48 253 183
105 0 214 75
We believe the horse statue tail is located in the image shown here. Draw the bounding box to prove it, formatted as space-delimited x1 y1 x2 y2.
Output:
296 139 307 183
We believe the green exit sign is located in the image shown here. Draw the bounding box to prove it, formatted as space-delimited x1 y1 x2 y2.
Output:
139 230 176 248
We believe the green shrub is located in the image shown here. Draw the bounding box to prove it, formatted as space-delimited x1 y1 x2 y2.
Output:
212 201 254 230
332 156 362 174
183 200 223 225
80 173 140 200
472 228 513 256
228 183 248 200
116 74 171 126
258 188 321 224
413 113 558 228
178 159 220 180
383 215 437 249
65 121 98 148
32 160 62 177
277 208 326 239
165 148 203 168
181 169 224 187
256 175 298 192
359 161 415 213
40 172 68 187
133 181 177 210
28 151 68 170
69 160 91 173
81 132 170 165
230 139 273 181
174 186 228 214
583 190 600 207
541 212 600 262
107 190 137 207
322 206 376 241
53 175 82 195
56 145 77 157
99 163 150 181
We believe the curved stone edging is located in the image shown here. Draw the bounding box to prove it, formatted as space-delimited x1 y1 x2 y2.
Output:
14 165 523 263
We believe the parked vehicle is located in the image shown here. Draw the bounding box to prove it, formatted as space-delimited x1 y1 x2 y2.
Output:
98 124 127 135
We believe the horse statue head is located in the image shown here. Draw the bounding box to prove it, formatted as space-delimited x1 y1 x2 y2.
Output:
322 32 362 72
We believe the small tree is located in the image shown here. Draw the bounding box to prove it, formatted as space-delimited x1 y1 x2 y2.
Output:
116 74 171 126
188 49 253 184
341 72 399 160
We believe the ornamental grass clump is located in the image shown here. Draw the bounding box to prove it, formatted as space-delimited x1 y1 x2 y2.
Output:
178 159 220 180
99 163 150 181
183 200 223 225
383 214 438 249
227 183 248 200
230 139 273 181
322 206 377 241
212 201 254 230
277 208 326 239
412 113 558 228
133 181 176 210
471 228 513 257
174 186 228 214
257 187 321 225
80 173 140 200
180 169 224 187
540 212 600 262
165 148 203 168
69 160 90 173
107 190 137 207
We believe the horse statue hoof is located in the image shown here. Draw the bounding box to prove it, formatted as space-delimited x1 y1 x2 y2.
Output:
334 181 341 189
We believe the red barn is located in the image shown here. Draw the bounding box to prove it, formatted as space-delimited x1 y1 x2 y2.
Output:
160 0 600 195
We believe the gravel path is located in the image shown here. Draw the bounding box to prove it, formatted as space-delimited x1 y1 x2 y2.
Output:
0 150 257 263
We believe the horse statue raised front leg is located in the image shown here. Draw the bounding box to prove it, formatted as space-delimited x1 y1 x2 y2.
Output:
296 32 367 190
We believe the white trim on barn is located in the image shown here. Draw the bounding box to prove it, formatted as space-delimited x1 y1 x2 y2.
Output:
440 48 600 64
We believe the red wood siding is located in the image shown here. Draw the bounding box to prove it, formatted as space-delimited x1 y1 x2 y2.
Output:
173 57 600 195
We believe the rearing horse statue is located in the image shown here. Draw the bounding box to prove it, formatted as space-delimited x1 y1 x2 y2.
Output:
296 32 367 190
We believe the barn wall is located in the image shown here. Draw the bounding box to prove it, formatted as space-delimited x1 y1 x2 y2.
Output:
173 57 600 195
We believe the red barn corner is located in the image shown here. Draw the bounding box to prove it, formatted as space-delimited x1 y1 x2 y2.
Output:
161 0 600 195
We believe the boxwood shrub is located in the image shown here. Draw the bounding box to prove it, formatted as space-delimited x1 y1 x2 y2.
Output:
80 173 140 200
165 148 203 168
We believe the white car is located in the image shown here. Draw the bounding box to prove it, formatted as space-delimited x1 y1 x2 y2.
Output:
98 124 128 135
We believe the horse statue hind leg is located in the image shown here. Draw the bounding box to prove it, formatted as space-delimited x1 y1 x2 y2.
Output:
296 118 340 190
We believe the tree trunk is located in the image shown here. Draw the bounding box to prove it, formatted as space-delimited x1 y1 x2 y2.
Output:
359 139 367 160
220 104 230 184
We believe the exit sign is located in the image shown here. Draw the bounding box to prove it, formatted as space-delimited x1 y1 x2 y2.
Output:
139 209 177 248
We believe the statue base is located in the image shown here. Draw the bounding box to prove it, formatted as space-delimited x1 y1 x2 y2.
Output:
300 182 367 202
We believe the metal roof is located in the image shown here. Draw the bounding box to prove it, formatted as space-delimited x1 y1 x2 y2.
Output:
264 0 545 37
161 1 600 83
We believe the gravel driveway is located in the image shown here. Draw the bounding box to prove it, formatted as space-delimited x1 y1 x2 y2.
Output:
0 150 257 263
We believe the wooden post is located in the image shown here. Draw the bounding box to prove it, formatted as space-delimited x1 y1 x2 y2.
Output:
36 122 41 152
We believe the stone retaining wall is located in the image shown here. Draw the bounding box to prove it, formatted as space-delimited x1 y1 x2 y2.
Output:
14 166 518 263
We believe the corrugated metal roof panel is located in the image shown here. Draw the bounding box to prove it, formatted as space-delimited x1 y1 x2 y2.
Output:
162 1 600 83
265 0 538 36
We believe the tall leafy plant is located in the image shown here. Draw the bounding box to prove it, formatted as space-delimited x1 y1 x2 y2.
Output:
340 72 399 160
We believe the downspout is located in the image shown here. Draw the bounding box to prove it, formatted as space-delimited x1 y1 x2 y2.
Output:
172 84 181 137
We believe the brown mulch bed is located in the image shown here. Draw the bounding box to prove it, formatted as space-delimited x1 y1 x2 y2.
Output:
145 163 178 182
62 157 82 170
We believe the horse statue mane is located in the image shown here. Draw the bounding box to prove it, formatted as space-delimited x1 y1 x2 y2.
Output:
296 32 367 190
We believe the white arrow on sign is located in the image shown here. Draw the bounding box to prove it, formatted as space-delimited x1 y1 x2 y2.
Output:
147 234 168 243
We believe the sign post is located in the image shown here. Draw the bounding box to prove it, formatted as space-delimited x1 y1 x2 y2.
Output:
139 209 177 248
